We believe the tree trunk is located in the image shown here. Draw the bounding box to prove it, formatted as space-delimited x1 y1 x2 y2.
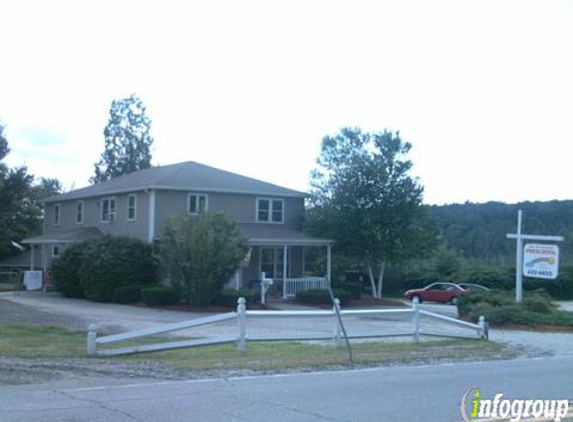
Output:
375 261 386 298
367 265 378 298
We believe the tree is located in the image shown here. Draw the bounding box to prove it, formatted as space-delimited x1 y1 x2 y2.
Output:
159 213 248 306
91 94 154 183
0 122 9 161
0 125 62 260
308 127 437 298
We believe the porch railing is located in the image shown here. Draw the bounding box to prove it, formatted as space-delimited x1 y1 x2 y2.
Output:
283 277 329 299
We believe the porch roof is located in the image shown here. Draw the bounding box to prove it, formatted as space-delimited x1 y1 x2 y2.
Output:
21 227 105 245
238 223 333 246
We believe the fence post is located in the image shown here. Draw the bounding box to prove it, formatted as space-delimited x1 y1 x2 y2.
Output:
237 297 247 354
333 298 343 347
87 323 97 356
412 297 420 343
478 315 488 340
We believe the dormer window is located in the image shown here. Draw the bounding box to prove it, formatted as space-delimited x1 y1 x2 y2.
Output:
101 197 116 222
188 193 208 215
257 198 284 223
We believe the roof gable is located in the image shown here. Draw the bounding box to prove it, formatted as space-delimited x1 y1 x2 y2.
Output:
45 161 306 203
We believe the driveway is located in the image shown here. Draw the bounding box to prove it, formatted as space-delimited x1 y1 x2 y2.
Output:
2 291 573 357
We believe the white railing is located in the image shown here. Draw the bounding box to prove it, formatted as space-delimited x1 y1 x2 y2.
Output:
283 277 330 299
87 297 487 356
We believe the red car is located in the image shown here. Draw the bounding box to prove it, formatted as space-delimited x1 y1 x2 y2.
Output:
404 282 467 305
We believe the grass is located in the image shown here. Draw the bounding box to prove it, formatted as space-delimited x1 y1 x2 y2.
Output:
0 282 22 292
0 324 518 371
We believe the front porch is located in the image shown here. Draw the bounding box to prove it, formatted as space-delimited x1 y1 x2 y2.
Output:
236 224 334 299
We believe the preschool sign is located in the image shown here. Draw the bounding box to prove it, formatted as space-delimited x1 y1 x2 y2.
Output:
523 243 560 280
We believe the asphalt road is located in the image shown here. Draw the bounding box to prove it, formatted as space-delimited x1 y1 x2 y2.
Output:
2 355 572 422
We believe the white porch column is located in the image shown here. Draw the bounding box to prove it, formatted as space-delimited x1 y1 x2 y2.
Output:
283 245 288 281
282 245 288 299
30 244 35 271
147 189 156 243
326 244 332 283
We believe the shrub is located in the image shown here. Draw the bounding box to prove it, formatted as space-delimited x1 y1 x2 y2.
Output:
112 284 145 304
333 282 362 299
456 265 514 290
295 289 352 306
79 235 157 302
214 289 258 307
458 289 573 326
52 243 85 298
141 285 179 306
158 214 248 306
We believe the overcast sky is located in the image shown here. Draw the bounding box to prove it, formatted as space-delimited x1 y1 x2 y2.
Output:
1 0 572 205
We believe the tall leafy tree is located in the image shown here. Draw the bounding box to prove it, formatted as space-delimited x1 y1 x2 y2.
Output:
308 127 437 298
0 122 9 161
91 94 154 183
0 124 62 260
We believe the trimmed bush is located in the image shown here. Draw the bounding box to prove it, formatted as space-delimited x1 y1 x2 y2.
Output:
52 243 85 298
79 235 157 302
141 285 179 306
333 283 362 299
295 289 352 306
214 289 258 307
112 284 145 304
458 289 573 326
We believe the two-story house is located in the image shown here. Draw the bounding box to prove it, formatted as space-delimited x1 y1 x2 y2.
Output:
22 161 333 298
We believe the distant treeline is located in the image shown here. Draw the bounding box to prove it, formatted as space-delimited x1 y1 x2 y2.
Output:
428 200 573 265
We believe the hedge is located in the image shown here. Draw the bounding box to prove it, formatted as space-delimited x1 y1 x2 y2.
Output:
52 235 158 302
141 285 179 306
333 283 362 299
213 289 258 307
295 289 352 306
111 284 146 304
79 236 157 302
458 289 573 327
52 243 85 298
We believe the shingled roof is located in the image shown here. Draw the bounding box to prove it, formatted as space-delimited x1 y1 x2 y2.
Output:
44 161 306 203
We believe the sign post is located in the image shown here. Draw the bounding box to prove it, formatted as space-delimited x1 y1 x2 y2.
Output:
506 210 564 303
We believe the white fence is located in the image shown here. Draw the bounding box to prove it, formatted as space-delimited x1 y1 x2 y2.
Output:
283 277 330 299
87 298 488 356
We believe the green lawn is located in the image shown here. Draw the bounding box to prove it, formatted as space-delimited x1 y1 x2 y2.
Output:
0 324 518 371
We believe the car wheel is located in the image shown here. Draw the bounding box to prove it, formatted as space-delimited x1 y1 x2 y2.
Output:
450 297 459 306
412 295 422 304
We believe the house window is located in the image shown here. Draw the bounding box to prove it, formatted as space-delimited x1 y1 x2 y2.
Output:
54 204 61 226
52 245 60 258
127 194 137 221
257 198 283 223
101 197 116 222
76 201 84 224
188 193 208 215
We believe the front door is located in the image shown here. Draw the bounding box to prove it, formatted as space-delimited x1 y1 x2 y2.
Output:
260 247 287 280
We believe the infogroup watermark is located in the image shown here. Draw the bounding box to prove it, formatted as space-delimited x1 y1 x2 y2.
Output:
461 387 572 422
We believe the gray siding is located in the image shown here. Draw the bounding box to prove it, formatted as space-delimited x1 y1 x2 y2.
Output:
43 191 149 241
43 189 305 243
153 190 304 238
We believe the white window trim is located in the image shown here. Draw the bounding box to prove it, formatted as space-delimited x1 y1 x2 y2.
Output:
53 204 61 226
52 245 60 258
100 197 117 223
127 194 137 222
76 201 85 225
188 193 209 215
256 197 284 224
